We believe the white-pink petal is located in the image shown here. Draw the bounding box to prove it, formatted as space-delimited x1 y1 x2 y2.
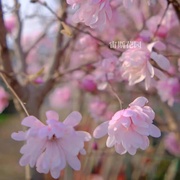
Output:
11 131 26 141
66 155 81 171
63 111 82 127
93 121 109 139
106 136 116 147
151 52 170 70
21 116 43 127
46 110 59 121
129 97 148 107
149 124 161 137
115 143 126 154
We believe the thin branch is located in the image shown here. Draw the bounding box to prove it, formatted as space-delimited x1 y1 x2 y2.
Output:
37 0 122 54
0 72 29 116
108 82 123 110
152 3 169 40
13 0 26 84
24 20 56 58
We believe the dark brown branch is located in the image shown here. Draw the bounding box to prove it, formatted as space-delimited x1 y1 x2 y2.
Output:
13 0 26 84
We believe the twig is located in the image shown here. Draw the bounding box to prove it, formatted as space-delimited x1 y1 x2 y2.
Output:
37 0 122 54
0 73 29 116
13 0 26 83
152 3 169 40
24 20 56 57
108 82 123 110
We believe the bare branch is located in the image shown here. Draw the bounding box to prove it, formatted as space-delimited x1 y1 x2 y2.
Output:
24 20 56 58
13 0 26 84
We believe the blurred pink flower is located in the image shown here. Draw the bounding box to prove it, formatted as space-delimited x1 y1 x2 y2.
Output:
93 97 161 155
146 6 179 38
79 75 97 93
156 77 180 106
164 133 180 156
0 87 9 113
4 16 16 33
120 42 170 90
89 99 107 120
71 0 112 30
11 111 91 179
49 86 71 109
69 35 99 68
88 97 114 122
94 56 121 90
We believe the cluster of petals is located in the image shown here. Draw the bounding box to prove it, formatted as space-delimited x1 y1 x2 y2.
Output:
0 86 9 113
156 77 180 106
70 35 98 65
146 5 179 38
49 86 71 109
67 0 112 30
11 111 91 179
95 56 121 90
164 133 180 156
93 97 161 155
89 98 113 121
119 42 170 90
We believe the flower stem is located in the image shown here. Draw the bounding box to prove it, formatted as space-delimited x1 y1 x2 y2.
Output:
108 83 123 109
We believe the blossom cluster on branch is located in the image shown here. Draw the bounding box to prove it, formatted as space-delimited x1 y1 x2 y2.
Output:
0 0 180 179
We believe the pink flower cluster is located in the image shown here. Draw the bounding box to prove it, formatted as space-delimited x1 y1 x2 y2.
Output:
11 111 91 179
93 97 161 155
0 86 9 113
49 86 71 109
94 55 121 90
156 77 180 106
164 133 180 156
89 98 113 121
67 0 112 30
120 42 170 90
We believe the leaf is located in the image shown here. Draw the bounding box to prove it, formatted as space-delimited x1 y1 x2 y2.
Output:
28 67 45 82
60 22 73 37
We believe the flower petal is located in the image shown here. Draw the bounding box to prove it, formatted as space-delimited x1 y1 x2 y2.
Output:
93 121 109 139
21 116 43 127
46 110 59 121
63 111 82 127
149 124 161 137
66 155 81 171
11 131 26 141
129 97 148 107
151 52 170 70
106 136 116 147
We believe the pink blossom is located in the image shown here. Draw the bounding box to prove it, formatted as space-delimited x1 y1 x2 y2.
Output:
93 97 161 155
69 35 99 68
89 98 108 120
156 77 180 106
4 16 16 33
11 111 91 179
146 6 179 38
0 87 9 113
79 75 97 93
164 133 180 156
94 56 121 90
49 87 71 109
88 97 114 122
70 0 112 30
119 42 170 90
